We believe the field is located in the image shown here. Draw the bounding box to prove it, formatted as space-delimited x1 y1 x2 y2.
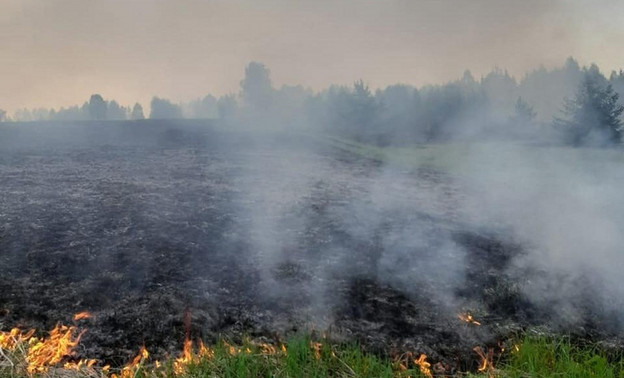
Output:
1 120 623 376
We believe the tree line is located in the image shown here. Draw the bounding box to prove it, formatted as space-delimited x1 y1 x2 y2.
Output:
2 57 623 147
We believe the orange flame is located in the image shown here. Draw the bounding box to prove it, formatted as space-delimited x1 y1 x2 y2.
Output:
111 346 149 378
310 341 322 360
473 346 495 376
414 354 433 378
25 324 86 374
0 328 35 351
72 312 93 321
171 338 215 375
458 312 482 326
259 342 277 355
198 339 215 359
173 338 193 375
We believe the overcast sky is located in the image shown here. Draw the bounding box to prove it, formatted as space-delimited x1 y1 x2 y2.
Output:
1 0 623 113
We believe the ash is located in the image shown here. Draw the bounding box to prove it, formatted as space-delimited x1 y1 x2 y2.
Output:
0 121 620 370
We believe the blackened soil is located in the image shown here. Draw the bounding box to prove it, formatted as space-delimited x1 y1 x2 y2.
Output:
0 120 619 369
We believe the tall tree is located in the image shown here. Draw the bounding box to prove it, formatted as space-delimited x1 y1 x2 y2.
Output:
511 97 536 126
88 94 107 120
131 103 145 120
556 65 623 146
150 97 182 119
240 62 273 112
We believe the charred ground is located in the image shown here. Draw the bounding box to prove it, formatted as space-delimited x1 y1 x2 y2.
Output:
0 120 620 371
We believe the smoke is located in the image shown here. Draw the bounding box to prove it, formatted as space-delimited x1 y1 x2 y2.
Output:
463 144 624 329
217 59 624 335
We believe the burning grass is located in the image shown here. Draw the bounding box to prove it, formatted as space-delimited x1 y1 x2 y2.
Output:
2 320 624 377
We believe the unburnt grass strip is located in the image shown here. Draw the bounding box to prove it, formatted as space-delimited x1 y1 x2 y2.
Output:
2 330 624 377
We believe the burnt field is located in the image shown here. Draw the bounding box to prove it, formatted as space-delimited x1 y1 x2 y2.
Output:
0 120 622 371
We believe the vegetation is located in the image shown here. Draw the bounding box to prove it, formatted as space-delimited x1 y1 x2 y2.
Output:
5 57 624 150
2 331 623 377
555 65 624 146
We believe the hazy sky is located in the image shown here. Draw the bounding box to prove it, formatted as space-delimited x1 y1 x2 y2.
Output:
1 0 623 113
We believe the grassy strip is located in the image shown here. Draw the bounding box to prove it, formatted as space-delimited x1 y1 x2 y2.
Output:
500 335 624 378
2 332 624 377
324 135 624 177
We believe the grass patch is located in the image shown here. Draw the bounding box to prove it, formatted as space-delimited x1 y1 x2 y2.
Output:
324 135 624 178
500 335 624 378
2 326 624 377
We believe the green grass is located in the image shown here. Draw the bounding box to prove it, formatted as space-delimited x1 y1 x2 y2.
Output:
500 335 624 378
324 135 624 177
2 332 624 377
154 336 399 378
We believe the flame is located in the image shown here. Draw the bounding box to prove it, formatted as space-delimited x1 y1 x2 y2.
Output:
25 324 86 374
458 312 482 326
0 328 35 350
112 346 149 378
260 343 277 355
1 325 100 374
172 338 215 375
72 312 93 321
310 341 322 360
198 340 215 359
414 354 433 378
223 340 238 356
63 358 97 371
173 338 193 375
473 346 495 376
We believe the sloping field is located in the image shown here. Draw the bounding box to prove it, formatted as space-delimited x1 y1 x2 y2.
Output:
1 121 622 374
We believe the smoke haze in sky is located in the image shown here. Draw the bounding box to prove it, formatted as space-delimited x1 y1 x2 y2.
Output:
2 0 624 113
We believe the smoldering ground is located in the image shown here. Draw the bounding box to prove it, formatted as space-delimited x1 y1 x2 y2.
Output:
2 118 623 370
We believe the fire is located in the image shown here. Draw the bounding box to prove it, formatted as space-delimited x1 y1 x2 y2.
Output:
259 342 277 355
25 324 86 374
198 340 215 359
458 312 482 326
72 312 93 321
173 338 193 375
310 341 322 360
0 327 35 350
473 346 495 376
63 358 97 371
414 354 433 378
1 321 100 374
111 346 149 378
223 340 238 356
171 338 215 375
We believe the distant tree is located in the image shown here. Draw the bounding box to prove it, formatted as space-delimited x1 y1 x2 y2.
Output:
217 95 238 119
131 103 145 120
52 105 87 121
481 67 518 119
149 97 182 119
188 95 218 118
350 80 382 141
610 69 624 108
107 100 127 120
511 97 536 125
88 94 107 120
240 62 273 112
325 80 383 143
0 109 6 122
555 65 624 146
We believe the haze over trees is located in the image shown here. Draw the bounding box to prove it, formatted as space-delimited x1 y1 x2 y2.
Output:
555 65 624 146
4 57 624 148
131 103 145 120
149 97 183 119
